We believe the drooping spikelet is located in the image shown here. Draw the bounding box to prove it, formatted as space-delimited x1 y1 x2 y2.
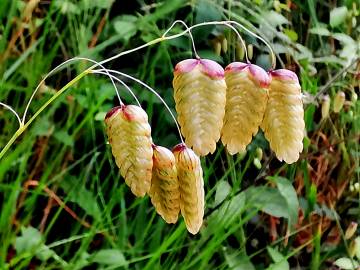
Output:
105 105 153 197
149 145 180 224
172 59 227 156
221 62 270 155
173 143 204 234
261 69 305 164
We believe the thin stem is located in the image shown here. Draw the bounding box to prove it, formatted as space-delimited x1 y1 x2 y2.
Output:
221 22 249 63
96 68 185 144
162 20 200 59
227 20 276 69
0 102 22 127
22 57 122 125
19 20 259 126
91 70 141 107
1 20 277 160
0 71 88 160
95 21 266 67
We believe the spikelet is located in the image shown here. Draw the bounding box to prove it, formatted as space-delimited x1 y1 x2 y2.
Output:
149 145 180 224
105 105 153 197
333 91 345 113
173 144 204 234
261 69 305 164
172 59 227 156
221 62 270 154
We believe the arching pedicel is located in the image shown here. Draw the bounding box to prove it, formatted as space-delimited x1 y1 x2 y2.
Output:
105 105 153 197
172 59 227 156
261 69 305 164
221 62 270 155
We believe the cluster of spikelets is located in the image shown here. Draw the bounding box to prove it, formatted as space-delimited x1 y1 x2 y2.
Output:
105 105 204 234
104 57 304 234
173 58 305 164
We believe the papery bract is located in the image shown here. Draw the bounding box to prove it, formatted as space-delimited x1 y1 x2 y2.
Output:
105 105 153 197
221 62 270 154
173 143 204 234
173 58 227 156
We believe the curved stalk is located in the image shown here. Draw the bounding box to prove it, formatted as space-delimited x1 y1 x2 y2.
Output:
0 102 22 127
0 20 276 159
91 71 141 106
0 72 88 160
94 69 185 144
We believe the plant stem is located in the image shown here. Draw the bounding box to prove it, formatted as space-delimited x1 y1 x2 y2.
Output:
0 71 88 160
0 20 277 160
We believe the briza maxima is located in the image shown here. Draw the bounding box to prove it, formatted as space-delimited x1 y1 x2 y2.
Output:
221 62 270 155
105 105 153 197
173 143 204 234
149 145 180 224
261 69 305 164
173 59 226 156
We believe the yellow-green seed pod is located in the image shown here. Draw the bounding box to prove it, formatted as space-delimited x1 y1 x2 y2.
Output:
105 105 153 197
173 59 227 156
236 41 245 61
173 144 204 234
221 36 228 53
351 91 358 103
261 69 305 164
255 147 263 160
333 91 345 113
247 44 253 60
149 145 180 224
221 62 270 155
349 239 357 258
212 40 222 56
253 158 262 169
345 222 358 240
321 95 330 120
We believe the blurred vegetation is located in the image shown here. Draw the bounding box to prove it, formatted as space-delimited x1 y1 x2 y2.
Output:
0 0 359 269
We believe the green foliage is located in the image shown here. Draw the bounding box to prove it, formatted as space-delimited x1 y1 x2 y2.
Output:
330 6 348 28
91 249 127 267
267 247 289 270
268 176 299 226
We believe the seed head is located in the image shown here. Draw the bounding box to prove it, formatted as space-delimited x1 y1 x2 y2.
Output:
345 222 358 240
173 58 227 156
221 62 270 155
173 143 204 234
105 105 153 197
333 91 345 113
149 145 180 224
321 95 330 120
261 69 305 164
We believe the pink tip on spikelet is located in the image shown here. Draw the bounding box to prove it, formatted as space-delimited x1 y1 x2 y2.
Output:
105 106 122 120
269 69 299 83
174 58 224 79
225 62 270 88
172 143 187 153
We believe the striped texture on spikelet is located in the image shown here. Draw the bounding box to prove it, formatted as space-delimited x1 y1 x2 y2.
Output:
149 145 180 224
105 105 153 197
261 69 305 164
221 62 270 155
173 144 204 234
173 59 227 156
